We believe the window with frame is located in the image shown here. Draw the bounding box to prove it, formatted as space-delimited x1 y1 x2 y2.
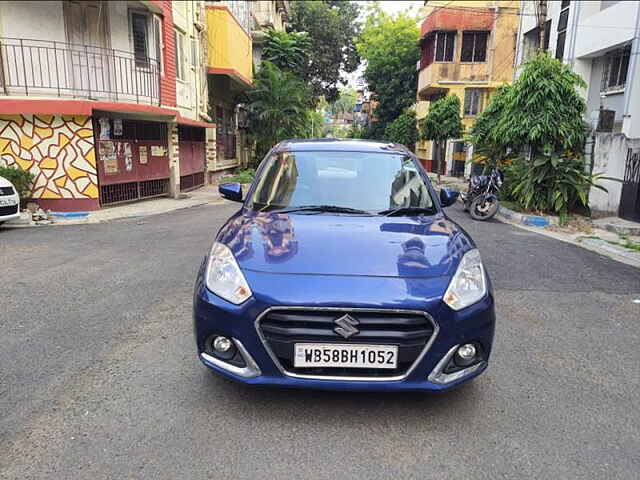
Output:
461 31 488 62
174 29 186 80
152 15 164 75
131 12 149 66
463 88 483 116
434 31 456 62
555 1 570 60
602 44 631 92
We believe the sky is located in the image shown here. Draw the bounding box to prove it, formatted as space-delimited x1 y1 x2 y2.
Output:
361 1 423 16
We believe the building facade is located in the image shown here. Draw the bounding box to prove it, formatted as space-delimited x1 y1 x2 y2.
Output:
251 1 289 68
415 0 520 176
0 0 216 211
515 0 640 221
205 0 253 176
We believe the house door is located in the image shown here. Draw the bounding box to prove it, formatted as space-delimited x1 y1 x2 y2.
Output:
178 126 206 191
64 0 111 98
619 148 640 222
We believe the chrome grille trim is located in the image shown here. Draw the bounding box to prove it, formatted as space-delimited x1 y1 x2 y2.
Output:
255 306 439 382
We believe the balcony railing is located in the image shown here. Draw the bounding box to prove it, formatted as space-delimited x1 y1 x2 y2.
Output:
0 38 160 105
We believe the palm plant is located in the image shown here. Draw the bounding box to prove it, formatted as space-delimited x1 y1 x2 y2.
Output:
247 62 311 162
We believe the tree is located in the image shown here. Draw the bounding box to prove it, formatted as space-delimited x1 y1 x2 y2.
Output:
494 53 587 158
467 84 513 171
288 1 361 102
356 4 420 137
330 88 357 117
419 95 463 180
262 29 311 79
471 53 609 222
246 62 311 163
384 110 417 149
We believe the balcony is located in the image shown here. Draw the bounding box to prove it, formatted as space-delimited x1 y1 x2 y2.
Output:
418 62 490 99
206 4 253 89
0 38 160 105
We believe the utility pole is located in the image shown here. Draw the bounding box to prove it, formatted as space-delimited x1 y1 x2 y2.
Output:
538 0 548 50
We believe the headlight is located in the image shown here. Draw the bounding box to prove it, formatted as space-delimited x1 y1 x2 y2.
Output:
205 242 252 304
443 249 486 311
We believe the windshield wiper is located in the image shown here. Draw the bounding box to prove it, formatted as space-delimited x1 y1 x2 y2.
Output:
275 204 373 215
379 206 437 217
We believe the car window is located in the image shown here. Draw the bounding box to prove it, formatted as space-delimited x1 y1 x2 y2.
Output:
248 151 435 213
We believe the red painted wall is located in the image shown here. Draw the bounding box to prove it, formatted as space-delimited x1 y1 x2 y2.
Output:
152 0 176 108
420 8 494 40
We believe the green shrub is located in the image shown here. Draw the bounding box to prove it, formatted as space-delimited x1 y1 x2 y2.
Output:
510 153 610 223
0 165 34 199
499 159 528 203
384 110 417 148
221 168 256 184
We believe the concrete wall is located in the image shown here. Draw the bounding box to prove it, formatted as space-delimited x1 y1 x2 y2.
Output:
0 0 65 42
586 56 626 131
589 133 640 215
173 0 207 120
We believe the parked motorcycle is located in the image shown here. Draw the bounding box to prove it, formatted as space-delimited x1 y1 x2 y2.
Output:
461 168 504 221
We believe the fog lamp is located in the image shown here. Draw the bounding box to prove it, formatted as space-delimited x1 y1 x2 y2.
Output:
457 344 477 360
213 336 233 353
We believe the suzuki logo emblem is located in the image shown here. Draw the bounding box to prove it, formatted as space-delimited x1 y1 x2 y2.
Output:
333 314 360 339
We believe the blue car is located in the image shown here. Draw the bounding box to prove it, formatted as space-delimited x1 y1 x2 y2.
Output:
193 139 495 391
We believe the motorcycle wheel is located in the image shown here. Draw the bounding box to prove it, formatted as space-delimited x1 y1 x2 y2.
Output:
469 195 499 221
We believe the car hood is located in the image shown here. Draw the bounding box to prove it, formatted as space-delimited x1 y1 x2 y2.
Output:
216 211 474 279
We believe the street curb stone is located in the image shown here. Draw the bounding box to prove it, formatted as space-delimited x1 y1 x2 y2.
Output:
497 205 559 227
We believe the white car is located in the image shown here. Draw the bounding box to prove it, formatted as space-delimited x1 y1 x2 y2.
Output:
0 176 21 225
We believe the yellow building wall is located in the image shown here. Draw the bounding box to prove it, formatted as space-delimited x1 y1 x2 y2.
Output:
415 1 519 162
206 6 253 86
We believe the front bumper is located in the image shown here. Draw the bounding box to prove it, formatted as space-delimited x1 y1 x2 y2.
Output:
0 201 20 223
193 271 495 392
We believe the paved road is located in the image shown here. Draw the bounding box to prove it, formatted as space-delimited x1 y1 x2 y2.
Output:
1 202 639 479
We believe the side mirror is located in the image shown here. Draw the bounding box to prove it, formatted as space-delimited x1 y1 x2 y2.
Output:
439 188 459 208
219 182 243 202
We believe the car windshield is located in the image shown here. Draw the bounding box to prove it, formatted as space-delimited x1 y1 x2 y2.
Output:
248 150 435 214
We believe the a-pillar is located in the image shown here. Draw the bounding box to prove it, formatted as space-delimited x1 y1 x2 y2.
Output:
168 122 180 198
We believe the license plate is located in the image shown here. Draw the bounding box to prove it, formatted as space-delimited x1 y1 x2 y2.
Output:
294 343 398 369
0 198 16 206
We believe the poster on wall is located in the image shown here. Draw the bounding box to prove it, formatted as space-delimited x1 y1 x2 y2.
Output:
139 145 148 164
99 118 111 139
113 119 123 136
99 140 118 174
151 145 166 156
124 143 133 171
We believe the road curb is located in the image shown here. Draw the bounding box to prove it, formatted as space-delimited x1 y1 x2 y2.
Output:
497 205 559 227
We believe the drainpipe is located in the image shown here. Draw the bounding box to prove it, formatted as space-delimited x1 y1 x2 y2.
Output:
513 2 524 82
568 1 581 67
622 3 640 130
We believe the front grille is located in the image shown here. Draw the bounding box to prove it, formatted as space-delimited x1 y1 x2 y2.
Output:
0 205 19 216
0 187 14 196
258 308 436 379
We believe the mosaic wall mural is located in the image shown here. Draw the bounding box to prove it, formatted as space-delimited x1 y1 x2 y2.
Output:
0 114 98 199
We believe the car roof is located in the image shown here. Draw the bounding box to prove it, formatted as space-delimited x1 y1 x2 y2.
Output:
273 138 410 154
